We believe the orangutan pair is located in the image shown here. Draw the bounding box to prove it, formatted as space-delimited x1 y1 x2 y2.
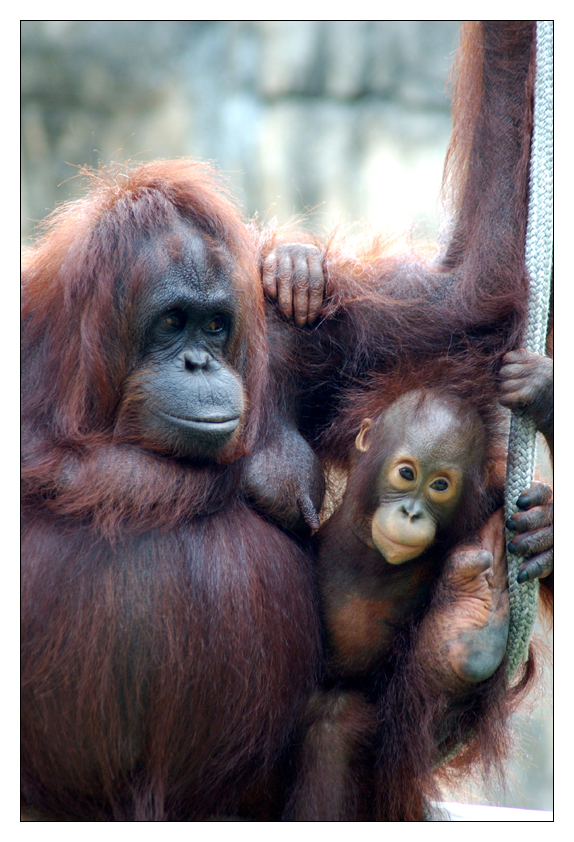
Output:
22 21 552 821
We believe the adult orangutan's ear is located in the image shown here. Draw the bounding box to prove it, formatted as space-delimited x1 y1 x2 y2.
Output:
355 418 374 453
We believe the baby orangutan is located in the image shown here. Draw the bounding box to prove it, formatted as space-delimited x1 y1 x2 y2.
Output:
318 389 509 681
283 387 553 821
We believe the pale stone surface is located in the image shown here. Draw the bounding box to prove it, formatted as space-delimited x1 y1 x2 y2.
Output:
21 21 459 240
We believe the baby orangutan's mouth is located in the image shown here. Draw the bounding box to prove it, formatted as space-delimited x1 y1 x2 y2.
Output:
371 520 428 565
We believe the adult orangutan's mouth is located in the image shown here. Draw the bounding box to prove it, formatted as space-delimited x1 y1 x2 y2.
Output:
156 411 240 435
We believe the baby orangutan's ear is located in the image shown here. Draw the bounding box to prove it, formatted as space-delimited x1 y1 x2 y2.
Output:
480 459 497 492
355 418 374 453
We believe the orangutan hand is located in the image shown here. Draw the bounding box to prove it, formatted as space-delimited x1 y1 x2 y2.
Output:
262 243 325 327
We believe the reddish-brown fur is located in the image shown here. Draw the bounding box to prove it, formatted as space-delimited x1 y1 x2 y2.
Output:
263 22 535 449
274 21 551 821
21 162 323 821
22 21 551 822
280 371 514 821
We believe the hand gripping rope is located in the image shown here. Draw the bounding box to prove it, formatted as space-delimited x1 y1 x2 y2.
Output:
504 20 553 679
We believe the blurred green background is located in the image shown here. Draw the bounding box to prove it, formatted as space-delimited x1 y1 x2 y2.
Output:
21 20 552 812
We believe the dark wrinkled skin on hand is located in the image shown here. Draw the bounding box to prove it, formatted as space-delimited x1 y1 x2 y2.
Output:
262 244 325 327
242 421 325 534
420 482 553 687
499 350 553 583
499 349 553 442
507 480 553 583
419 510 510 686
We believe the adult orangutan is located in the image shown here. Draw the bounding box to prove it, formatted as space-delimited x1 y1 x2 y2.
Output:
22 21 550 821
21 161 328 821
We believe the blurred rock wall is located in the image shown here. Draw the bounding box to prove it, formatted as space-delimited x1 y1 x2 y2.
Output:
22 20 459 240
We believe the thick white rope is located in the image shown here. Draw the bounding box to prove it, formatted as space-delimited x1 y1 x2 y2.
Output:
505 21 553 679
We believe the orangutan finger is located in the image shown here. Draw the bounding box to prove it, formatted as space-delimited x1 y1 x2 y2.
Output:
517 550 553 583
262 253 278 299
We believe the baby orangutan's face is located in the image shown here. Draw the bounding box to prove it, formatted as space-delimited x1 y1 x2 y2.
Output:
354 391 486 564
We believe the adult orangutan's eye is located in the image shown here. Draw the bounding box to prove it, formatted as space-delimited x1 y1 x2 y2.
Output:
161 310 187 330
205 315 226 333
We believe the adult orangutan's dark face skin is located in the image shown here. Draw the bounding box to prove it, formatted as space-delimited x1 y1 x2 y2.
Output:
122 225 246 461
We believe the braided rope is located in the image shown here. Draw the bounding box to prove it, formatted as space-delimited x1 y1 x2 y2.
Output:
505 21 553 679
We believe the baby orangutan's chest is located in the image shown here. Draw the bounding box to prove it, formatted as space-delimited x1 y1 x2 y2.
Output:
322 569 433 676
325 595 397 674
